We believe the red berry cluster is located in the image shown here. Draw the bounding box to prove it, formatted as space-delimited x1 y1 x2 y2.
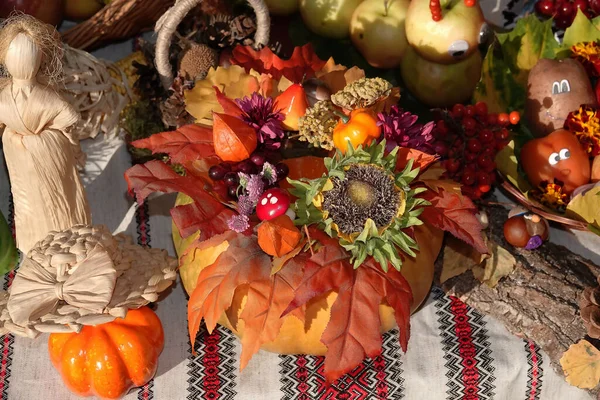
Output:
432 102 519 200
535 0 600 29
430 0 476 21
208 152 289 200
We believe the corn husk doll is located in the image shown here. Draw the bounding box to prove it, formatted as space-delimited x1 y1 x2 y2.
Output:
0 15 90 253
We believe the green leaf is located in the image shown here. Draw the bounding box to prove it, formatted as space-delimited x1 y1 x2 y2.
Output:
563 11 600 49
497 16 558 72
495 140 533 193
474 15 557 114
0 212 17 275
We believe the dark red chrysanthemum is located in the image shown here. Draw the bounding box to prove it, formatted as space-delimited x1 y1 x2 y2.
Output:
377 106 435 154
236 93 285 149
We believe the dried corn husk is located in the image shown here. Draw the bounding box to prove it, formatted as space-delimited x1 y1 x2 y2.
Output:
0 225 177 338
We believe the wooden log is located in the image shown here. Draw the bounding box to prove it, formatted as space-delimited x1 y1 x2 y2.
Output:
435 203 600 396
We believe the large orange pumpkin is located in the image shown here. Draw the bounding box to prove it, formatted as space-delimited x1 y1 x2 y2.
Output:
48 307 164 400
173 193 443 355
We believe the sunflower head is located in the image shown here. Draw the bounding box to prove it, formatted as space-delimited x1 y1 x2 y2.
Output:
288 140 429 271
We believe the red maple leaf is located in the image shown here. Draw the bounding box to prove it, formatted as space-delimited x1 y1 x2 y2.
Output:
187 233 305 369
283 235 413 384
420 187 488 254
131 124 216 166
125 160 234 240
230 43 327 83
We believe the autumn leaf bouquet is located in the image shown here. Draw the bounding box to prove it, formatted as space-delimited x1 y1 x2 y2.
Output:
124 44 486 383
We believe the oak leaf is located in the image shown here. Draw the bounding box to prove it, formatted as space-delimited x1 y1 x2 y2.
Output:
283 233 413 384
125 160 234 239
257 215 302 257
230 43 327 83
561 340 600 389
130 124 216 167
472 242 516 288
420 188 488 254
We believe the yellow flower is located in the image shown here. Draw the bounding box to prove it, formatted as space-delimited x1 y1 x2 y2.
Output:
530 182 568 212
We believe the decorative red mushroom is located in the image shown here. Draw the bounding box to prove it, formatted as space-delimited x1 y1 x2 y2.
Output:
256 188 291 221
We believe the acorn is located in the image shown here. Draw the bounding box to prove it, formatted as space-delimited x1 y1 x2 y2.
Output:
303 78 332 107
503 208 549 249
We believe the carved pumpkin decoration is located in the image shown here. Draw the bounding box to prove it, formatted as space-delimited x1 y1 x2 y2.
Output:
521 129 591 194
525 58 597 137
173 193 443 355
212 113 258 162
48 307 164 400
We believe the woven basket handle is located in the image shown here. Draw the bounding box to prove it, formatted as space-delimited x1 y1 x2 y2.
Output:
155 0 270 89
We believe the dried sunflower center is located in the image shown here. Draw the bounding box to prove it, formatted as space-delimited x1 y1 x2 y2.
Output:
322 164 400 235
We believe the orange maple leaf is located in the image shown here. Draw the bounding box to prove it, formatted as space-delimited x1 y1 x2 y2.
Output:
283 233 413 384
187 233 306 370
238 261 304 369
230 43 327 83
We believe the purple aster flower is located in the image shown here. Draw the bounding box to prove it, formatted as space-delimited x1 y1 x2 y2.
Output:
246 174 265 202
261 162 277 185
236 93 285 150
228 214 250 233
237 194 254 216
377 106 435 154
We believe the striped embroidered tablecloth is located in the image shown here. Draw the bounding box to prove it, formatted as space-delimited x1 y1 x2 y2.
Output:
0 2 599 398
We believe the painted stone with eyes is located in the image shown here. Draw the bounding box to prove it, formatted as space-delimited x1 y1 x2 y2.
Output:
525 58 597 138
521 129 591 194
405 0 488 64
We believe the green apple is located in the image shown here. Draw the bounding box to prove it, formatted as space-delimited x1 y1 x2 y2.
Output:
64 0 105 20
405 0 485 64
300 0 364 39
400 46 482 107
265 0 299 15
350 0 409 68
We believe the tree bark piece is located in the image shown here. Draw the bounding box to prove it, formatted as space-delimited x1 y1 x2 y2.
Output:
435 203 600 396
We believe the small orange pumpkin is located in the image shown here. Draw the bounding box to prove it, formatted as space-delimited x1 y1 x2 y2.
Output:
332 108 381 154
48 307 164 400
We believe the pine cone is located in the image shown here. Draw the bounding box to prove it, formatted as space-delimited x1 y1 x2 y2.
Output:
580 285 600 338
178 43 218 81
160 75 195 128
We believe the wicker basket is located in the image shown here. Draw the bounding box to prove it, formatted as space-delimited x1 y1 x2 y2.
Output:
153 0 270 89
62 0 175 51
498 175 590 231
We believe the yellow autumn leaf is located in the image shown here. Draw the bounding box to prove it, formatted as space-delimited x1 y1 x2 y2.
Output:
440 236 489 284
561 340 600 389
472 242 517 288
495 140 532 193
566 185 600 229
315 58 365 94
184 66 279 125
